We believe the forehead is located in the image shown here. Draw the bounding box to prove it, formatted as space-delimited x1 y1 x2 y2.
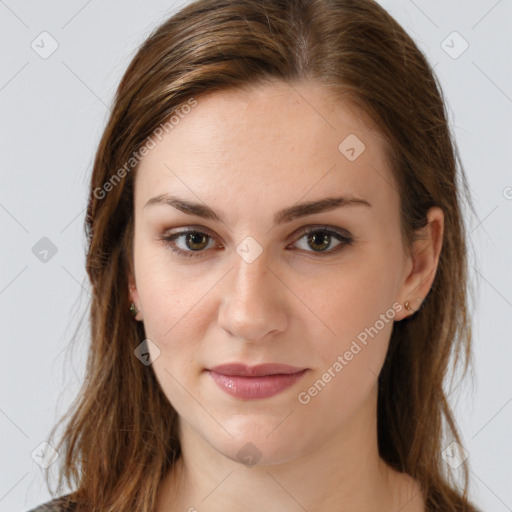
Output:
134 79 397 215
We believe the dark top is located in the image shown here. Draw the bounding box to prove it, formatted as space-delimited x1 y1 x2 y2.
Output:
26 494 77 512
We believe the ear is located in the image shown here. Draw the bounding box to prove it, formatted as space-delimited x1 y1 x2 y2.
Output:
127 270 143 322
394 206 444 321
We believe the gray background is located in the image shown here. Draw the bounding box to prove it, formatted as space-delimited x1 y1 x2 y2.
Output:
1 1 511 511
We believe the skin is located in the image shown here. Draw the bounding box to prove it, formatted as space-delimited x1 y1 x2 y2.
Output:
128 79 443 512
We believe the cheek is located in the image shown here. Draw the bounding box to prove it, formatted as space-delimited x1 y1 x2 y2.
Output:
135 242 209 338
141 289 209 419
295 249 398 342
134 246 219 367
293 252 398 406
296 316 393 427
139 271 208 356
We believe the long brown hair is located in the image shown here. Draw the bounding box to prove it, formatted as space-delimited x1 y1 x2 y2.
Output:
45 0 480 510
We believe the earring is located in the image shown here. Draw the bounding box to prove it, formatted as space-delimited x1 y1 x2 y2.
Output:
129 302 139 317
404 298 423 313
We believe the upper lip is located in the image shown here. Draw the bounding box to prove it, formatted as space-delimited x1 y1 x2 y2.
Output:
207 363 307 377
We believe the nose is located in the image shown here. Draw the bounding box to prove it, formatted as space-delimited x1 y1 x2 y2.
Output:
217 248 288 343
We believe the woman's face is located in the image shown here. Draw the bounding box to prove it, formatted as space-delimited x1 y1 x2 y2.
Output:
129 79 422 465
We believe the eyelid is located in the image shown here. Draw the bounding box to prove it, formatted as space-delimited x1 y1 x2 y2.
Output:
290 224 353 243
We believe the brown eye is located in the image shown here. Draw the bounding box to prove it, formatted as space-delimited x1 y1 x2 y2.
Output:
292 226 353 255
159 225 353 260
307 231 332 252
184 232 210 251
159 230 216 259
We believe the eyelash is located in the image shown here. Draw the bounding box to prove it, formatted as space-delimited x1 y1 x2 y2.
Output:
158 225 354 260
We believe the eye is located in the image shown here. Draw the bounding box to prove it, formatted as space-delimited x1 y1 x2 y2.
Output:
290 225 353 255
158 225 353 260
158 229 217 259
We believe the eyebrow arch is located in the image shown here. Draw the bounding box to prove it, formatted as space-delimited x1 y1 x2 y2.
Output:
144 194 372 225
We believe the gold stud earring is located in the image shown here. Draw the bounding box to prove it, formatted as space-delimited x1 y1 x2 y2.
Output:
404 300 414 312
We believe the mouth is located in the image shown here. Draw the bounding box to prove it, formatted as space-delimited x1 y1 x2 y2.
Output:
205 363 308 400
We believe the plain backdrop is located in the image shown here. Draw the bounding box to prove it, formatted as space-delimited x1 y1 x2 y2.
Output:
1 1 511 511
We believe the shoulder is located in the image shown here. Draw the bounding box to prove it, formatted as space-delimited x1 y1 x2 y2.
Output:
26 494 78 512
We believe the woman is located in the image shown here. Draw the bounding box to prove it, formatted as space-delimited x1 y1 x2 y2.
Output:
28 0 481 510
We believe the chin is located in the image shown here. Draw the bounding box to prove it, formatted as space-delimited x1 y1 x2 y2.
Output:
208 427 310 468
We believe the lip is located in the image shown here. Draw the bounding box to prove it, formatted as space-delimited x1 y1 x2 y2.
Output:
206 363 308 400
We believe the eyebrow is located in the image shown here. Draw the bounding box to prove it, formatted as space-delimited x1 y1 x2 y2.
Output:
144 193 372 225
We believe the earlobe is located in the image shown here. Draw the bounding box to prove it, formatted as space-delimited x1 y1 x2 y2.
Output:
128 276 143 321
396 207 444 321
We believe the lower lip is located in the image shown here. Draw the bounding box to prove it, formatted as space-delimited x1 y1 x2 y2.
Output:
207 369 308 399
